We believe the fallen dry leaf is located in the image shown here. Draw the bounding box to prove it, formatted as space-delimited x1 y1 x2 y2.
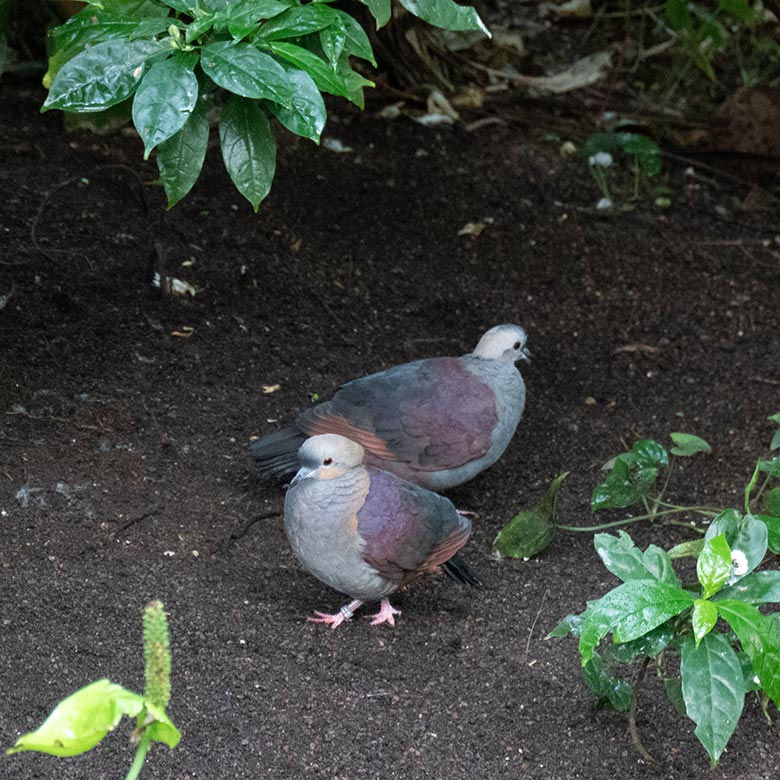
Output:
262 384 281 394
458 222 487 237
171 326 195 338
614 344 660 354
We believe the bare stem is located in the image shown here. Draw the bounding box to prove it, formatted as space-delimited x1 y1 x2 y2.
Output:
125 731 151 780
629 657 655 764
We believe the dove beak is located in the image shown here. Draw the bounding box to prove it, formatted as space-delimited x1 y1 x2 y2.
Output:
519 346 532 363
291 466 314 484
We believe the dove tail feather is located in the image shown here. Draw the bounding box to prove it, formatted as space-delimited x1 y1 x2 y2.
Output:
250 427 307 479
441 554 481 587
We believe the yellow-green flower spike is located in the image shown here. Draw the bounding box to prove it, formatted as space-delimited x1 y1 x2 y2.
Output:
143 600 171 710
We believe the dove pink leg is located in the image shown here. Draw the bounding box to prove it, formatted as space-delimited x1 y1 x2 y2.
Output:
368 599 402 626
307 599 363 629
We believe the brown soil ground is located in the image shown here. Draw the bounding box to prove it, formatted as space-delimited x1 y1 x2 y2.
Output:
1 72 780 780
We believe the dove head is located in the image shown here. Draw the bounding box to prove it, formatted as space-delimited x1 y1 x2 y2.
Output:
293 434 366 482
472 324 531 364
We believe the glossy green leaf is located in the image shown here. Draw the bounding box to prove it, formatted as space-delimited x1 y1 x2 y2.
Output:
492 473 566 559
7 680 144 757
268 66 326 142
547 612 584 639
757 512 780 554
332 10 376 64
256 3 338 40
697 534 732 599
398 0 490 36
578 580 695 664
770 429 780 452
132 55 198 158
264 40 370 100
320 23 346 67
715 570 780 605
358 0 391 28
219 96 277 212
692 599 718 646
591 458 657 510
159 0 196 12
185 13 218 43
704 510 767 579
200 41 294 106
681 633 744 765
43 39 169 113
226 0 293 38
51 12 168 56
716 599 780 705
670 432 712 457
594 531 679 586
605 621 675 663
144 702 181 748
668 538 705 559
758 458 780 477
582 653 633 712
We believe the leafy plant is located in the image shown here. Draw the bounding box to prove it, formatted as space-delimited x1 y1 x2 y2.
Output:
41 0 489 210
8 600 179 780
550 514 780 766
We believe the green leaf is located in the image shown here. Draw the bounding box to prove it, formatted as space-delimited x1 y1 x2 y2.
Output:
43 39 169 113
268 66 326 142
144 702 181 748
718 0 756 22
50 12 168 56
757 513 780 554
226 0 293 38
670 432 712 457
357 0 391 28
319 23 346 67
680 633 744 766
256 3 338 40
591 439 668 511
6 680 144 757
219 96 277 212
620 134 662 178
716 599 780 705
697 534 732 599
185 12 219 43
605 621 675 663
157 91 209 208
668 538 705 559
715 571 780 605
398 0 490 37
704 510 767 579
264 40 373 102
492 473 566 559
200 41 294 106
547 612 584 639
132 55 198 158
593 531 679 586
332 10 376 64
578 580 695 665
666 0 691 29
692 599 718 646
758 458 780 477
582 653 634 711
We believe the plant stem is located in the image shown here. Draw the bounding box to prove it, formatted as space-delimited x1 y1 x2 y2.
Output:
652 500 720 514
558 507 709 533
126 731 151 780
752 469 774 510
629 657 655 763
651 459 674 515
745 461 761 514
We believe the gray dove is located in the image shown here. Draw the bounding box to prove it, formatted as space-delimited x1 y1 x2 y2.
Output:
253 323 530 490
284 434 480 629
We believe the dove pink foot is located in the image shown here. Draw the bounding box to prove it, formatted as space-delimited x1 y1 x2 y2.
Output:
307 599 363 630
368 599 402 626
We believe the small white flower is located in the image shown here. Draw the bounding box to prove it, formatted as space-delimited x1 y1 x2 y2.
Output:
596 197 613 210
731 549 749 576
753 675 761 686
588 152 613 168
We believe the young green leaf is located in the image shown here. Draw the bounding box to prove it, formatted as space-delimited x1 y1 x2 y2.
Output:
43 39 170 113
6 680 144 757
668 538 705 559
157 94 209 208
398 0 490 37
492 472 567 559
680 633 744 766
578 580 695 664
357 0 392 28
144 702 181 748
320 22 346 67
670 432 712 457
200 41 294 106
594 531 679 586
704 510 768 578
716 599 780 705
219 96 277 212
256 3 338 40
226 0 294 39
697 534 732 599
714 570 780 605
132 55 198 158
582 653 634 711
331 10 377 65
268 66 327 143
591 439 668 511
630 439 670 470
692 599 718 646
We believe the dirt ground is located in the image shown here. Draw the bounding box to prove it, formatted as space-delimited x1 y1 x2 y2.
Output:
2 70 780 780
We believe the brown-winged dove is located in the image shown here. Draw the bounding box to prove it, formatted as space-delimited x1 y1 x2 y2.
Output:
284 434 479 629
253 324 530 490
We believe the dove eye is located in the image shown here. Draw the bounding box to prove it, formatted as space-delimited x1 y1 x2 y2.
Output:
322 457 333 466
513 341 521 350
